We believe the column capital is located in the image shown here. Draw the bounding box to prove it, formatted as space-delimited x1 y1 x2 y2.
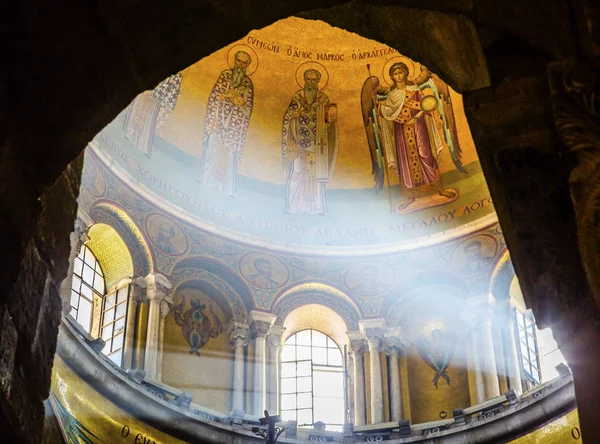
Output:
347 331 366 355
267 325 286 349
144 273 172 301
384 329 409 355
228 320 250 347
160 296 173 319
359 319 385 349
249 310 277 338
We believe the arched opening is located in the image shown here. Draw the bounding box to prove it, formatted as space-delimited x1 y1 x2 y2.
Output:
281 329 345 431
25 8 590 443
70 222 134 366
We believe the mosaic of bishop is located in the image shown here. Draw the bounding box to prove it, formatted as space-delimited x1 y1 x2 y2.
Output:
198 51 254 196
282 69 338 215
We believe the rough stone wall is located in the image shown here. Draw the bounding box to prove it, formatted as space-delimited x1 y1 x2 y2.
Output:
0 0 598 442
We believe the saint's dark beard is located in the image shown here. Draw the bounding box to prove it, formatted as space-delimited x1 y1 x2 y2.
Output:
304 85 317 104
232 67 246 87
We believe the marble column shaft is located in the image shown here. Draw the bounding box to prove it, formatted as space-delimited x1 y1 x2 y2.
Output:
144 273 172 380
470 324 486 404
350 339 366 426
250 311 276 416
123 277 145 370
366 329 384 424
503 309 524 394
267 325 285 414
385 337 404 422
228 320 249 412
480 317 501 399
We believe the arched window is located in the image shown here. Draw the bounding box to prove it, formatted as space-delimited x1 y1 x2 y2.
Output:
280 329 345 430
70 244 128 366
70 245 105 333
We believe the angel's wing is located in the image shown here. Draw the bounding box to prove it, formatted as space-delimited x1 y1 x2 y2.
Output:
360 76 386 191
416 69 467 173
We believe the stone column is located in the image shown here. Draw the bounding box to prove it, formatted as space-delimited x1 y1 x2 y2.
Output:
228 319 250 412
156 297 172 381
480 312 501 399
267 325 285 415
348 332 366 426
250 310 276 416
143 273 172 380
385 334 406 422
502 306 523 394
469 323 486 404
360 319 385 424
123 277 145 370
60 215 91 313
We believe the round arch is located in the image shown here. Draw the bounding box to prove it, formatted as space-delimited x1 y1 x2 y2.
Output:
272 283 362 331
381 270 469 315
171 268 248 322
86 223 133 289
89 202 153 278
171 257 254 314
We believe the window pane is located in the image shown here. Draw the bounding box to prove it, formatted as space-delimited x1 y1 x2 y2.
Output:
314 370 343 395
281 345 295 362
82 265 94 285
116 302 127 318
70 307 77 318
314 397 344 425
111 333 124 352
77 299 92 332
95 261 103 274
102 326 113 341
297 330 311 346
93 276 105 294
114 317 125 335
282 362 296 378
80 283 93 300
70 290 80 308
281 378 296 394
297 392 312 409
109 348 123 366
297 361 311 377
328 349 342 366
71 275 81 291
297 376 311 393
281 410 296 422
105 293 116 309
286 334 295 345
104 308 115 324
117 287 128 303
74 257 84 277
85 248 96 268
313 347 327 365
312 331 327 347
297 346 311 361
297 409 312 426
282 394 296 410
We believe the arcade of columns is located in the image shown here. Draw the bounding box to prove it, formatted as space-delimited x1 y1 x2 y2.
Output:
61 213 525 425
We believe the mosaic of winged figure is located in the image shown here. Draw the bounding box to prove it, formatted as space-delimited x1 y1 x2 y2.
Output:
416 328 455 388
360 62 465 213
171 296 223 357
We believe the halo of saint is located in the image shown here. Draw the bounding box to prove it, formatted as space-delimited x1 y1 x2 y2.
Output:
294 61 329 90
227 44 259 76
382 56 417 85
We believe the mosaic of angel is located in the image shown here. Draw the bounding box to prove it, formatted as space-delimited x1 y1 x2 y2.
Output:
361 60 466 214
171 296 224 357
